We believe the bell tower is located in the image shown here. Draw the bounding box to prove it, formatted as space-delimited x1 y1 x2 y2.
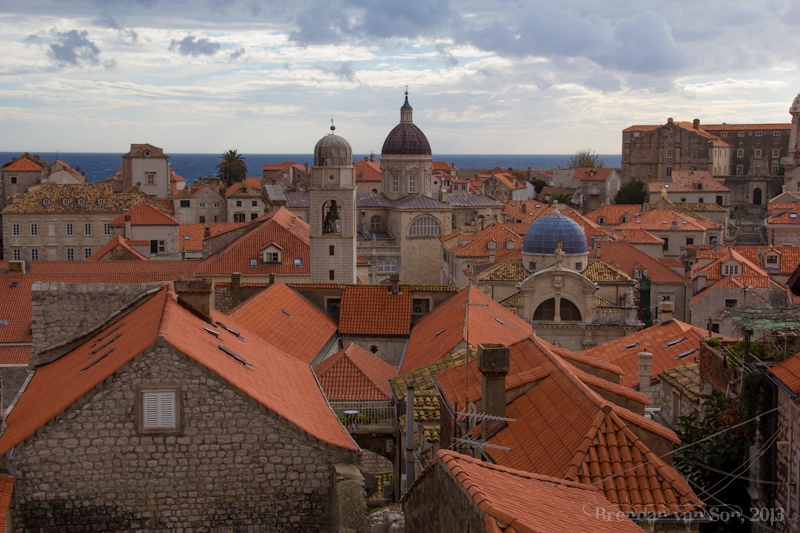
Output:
309 122 357 284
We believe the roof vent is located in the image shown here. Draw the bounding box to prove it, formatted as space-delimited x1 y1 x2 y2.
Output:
0 320 7 326
218 344 252 369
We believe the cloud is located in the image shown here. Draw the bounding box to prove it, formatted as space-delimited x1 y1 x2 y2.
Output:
230 47 246 60
169 35 221 57
48 29 102 67
316 61 357 82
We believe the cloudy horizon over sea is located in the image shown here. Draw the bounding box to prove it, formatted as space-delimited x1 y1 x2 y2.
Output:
0 152 622 184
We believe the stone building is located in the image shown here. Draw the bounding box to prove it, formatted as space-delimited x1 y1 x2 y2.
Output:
0 282 358 531
768 353 800 532
120 143 171 198
109 203 180 258
225 178 265 223
1 183 159 262
0 153 47 208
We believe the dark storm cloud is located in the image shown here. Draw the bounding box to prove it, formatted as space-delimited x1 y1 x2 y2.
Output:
169 35 222 57
48 29 102 67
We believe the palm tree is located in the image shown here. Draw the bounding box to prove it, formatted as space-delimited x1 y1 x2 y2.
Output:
217 149 248 187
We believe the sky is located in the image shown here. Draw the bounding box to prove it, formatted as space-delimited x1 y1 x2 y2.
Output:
1 0 799 155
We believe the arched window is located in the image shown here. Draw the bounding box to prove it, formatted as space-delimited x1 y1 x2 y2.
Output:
533 299 555 321
371 215 382 232
322 200 341 234
377 259 398 273
532 298 581 321
409 216 441 237
559 299 581 321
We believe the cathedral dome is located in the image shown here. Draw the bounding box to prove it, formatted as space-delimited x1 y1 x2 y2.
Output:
522 210 588 255
381 93 431 156
314 125 353 167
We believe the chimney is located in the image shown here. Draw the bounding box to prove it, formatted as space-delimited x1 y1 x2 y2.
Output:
659 301 674 324
389 273 400 295
231 272 242 308
174 278 215 323
439 184 448 203
478 343 510 440
203 226 211 239
124 214 132 238
693 118 700 129
638 348 653 401
7 260 26 274
667 117 673 124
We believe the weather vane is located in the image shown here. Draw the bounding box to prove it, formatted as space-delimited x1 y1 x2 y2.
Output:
330 117 335 132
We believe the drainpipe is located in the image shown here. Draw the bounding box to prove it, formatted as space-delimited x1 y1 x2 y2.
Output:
405 385 415 493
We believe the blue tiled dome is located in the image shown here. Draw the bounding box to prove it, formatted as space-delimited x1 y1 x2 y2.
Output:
522 212 588 255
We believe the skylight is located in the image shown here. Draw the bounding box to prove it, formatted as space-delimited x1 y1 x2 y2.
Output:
0 320 7 326
624 343 639 350
664 337 687 348
280 309 291 317
675 349 697 360
495 317 505 325
218 344 252 369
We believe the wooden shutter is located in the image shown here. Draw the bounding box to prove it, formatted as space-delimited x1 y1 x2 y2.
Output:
142 391 176 429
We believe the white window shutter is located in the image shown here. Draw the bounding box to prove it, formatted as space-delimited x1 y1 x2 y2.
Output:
142 391 176 429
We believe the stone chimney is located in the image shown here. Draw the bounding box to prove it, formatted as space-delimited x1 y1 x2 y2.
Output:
230 272 242 308
439 184 448 203
124 214 132 238
693 118 700 129
7 260 25 274
174 278 215 323
638 348 653 401
659 300 674 324
388 273 400 295
478 343 510 440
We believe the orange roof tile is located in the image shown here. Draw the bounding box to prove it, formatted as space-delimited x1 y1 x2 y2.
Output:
109 203 179 226
594 241 689 284
444 223 522 259
401 285 532 374
339 285 412 336
585 204 642 225
611 228 664 244
771 351 800 395
0 285 356 453
0 346 30 365
702 123 790 131
616 208 720 232
88 235 150 261
731 246 800 275
2 153 46 171
581 320 731 388
572 168 615 181
197 208 310 275
354 159 382 182
478 338 701 517
227 282 337 364
314 343 398 401
655 170 729 193
428 450 643 533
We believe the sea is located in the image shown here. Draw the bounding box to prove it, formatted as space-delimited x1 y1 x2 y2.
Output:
0 152 622 185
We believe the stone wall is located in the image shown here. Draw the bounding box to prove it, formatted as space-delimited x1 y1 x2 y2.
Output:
0 366 30 412
402 460 485 532
10 342 357 532
774 390 799 532
30 282 163 355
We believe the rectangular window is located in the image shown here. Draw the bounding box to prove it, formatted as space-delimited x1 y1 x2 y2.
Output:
252 200 258 207
199 216 206 223
250 213 258 220
103 223 110 236
66 248 74 261
66 223 73 236
754 149 762 157
236 200 242 207
766 255 778 264
30 223 38 236
665 167 672 177
293 258 302 267
720 132 727 137
755 131 763 137
146 172 156 185
686 237 694 245
12 224 19 236
12 249 21 261
84 223 92 236
666 149 673 158
736 149 744 158
329 245 335 256
30 248 39 261
725 299 738 308
738 131 745 137
329 270 335 281
392 175 399 193
772 165 779 175
84 248 92 259
773 149 780 158
264 252 279 263
774 131 781 136
199 202 205 208
234 213 245 222
736 165 743 175
141 390 177 431
409 175 416 192
214 202 220 208
662 237 669 251
158 241 165 253
180 200 190 208
716 195 723 205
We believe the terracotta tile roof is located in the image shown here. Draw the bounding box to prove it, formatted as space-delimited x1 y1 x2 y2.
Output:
594 241 689 284
771 351 800 395
177 223 245 253
585 204 642 225
660 362 701 402
109 203 179 226
0 276 33 344
488 173 526 190
767 209 800 225
401 285 532 374
702 123 790 131
2 153 46 171
445 223 522 259
48 159 85 181
480 339 701 517
2 183 159 214
87 235 150 261
354 159 382 182
263 161 307 173
0 346 31 365
572 168 615 181
0 285 356 454
610 228 664 245
616 208 720 232
339 285 412 336
227 282 337 364
225 179 263 197
473 254 527 283
196 207 310 275
692 248 768 283
581 319 730 388
433 161 455 172
429 450 644 533
0 475 12 532
584 259 635 284
314 343 398 401
731 246 800 275
653 170 729 193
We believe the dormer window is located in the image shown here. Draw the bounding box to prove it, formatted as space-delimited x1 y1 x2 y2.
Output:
261 244 282 264
144 150 151 157
62 198 70 206
634 268 647 279
42 198 51 206
97 198 106 206
505 240 514 250
487 240 497 250
598 216 605 224
77 198 85 206
766 255 778 264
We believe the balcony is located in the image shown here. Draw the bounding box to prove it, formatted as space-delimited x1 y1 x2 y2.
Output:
330 400 395 434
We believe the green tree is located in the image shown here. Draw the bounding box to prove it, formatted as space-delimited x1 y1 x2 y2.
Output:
530 178 547 194
216 149 248 187
613 180 646 204
550 192 574 205
566 149 604 169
